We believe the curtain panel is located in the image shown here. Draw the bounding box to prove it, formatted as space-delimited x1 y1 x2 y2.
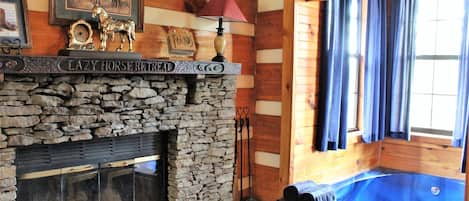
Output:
316 0 354 151
362 0 417 143
453 0 469 172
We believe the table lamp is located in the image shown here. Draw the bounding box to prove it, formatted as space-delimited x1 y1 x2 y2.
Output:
197 0 247 62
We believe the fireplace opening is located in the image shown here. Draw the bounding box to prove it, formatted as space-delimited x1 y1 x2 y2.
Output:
15 133 168 201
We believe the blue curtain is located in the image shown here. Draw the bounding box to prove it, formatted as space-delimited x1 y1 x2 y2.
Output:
362 0 417 143
316 0 354 151
362 0 387 143
453 0 469 173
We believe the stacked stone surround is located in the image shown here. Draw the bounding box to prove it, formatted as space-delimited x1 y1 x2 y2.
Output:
0 74 237 201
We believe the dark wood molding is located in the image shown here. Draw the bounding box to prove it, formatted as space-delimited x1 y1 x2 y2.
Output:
0 55 241 75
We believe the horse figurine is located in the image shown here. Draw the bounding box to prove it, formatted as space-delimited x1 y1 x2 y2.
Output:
91 5 135 52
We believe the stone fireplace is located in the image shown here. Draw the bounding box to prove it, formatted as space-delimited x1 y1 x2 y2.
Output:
0 56 240 201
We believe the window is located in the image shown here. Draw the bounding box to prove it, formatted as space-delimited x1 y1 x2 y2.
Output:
410 0 465 135
347 0 361 131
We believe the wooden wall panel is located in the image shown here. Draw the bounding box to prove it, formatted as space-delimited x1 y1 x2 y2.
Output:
232 35 256 74
235 0 257 24
253 165 282 201
293 141 380 183
381 138 464 180
22 11 65 56
255 64 282 101
290 1 381 184
254 115 281 153
256 11 284 50
144 0 186 11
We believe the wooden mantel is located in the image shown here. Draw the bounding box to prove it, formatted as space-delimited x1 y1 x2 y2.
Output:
0 55 241 75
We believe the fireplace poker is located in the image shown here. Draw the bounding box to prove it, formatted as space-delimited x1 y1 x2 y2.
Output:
233 110 239 200
242 111 259 201
239 112 244 201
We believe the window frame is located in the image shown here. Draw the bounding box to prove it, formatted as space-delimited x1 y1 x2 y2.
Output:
347 0 364 132
409 0 464 136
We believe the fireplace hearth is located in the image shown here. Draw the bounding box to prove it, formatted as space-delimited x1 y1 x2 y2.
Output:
0 55 240 201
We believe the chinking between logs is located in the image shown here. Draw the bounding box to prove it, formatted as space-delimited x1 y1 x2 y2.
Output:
58 59 176 73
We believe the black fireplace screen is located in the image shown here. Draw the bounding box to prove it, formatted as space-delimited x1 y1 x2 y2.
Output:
16 133 167 201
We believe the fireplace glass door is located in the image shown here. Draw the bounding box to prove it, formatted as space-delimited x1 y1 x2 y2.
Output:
17 160 164 201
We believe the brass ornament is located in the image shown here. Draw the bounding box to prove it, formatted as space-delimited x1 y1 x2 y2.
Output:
91 5 136 52
67 20 95 50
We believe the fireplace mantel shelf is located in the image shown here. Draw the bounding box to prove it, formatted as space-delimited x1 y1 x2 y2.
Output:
0 55 241 75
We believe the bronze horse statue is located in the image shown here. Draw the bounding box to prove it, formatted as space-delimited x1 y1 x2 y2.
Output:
91 5 135 52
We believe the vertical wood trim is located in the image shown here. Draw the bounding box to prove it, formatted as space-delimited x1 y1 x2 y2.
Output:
280 0 296 190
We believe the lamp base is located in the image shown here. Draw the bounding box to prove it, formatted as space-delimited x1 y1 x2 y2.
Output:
212 55 226 62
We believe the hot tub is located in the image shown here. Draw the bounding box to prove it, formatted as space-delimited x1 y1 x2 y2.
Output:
333 169 464 201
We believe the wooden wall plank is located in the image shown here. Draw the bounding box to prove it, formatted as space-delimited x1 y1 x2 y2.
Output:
22 11 65 56
253 165 282 201
292 142 381 183
235 0 257 24
258 0 284 12
256 10 284 50
380 139 464 180
237 75 255 89
255 101 282 116
256 49 283 64
232 35 256 74
255 64 282 101
255 152 281 168
254 115 281 153
144 0 185 11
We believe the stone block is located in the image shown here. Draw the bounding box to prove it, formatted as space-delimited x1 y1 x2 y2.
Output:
31 95 64 107
7 135 34 146
1 82 38 91
34 129 63 140
43 136 70 144
69 115 97 126
0 116 39 128
0 106 41 117
75 84 108 92
126 88 157 99
70 133 93 141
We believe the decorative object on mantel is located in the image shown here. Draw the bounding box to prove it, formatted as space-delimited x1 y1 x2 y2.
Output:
66 19 95 50
92 5 136 52
58 6 141 60
167 27 196 57
197 0 247 62
0 55 241 75
49 0 144 32
0 0 32 51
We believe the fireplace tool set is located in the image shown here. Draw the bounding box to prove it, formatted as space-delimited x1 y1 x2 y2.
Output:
234 107 259 201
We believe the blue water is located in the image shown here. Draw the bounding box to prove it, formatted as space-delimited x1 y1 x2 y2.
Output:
333 169 464 201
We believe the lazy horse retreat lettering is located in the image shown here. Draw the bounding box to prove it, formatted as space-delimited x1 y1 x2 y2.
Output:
59 59 176 73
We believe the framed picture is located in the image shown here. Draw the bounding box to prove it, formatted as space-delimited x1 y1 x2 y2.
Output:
0 0 31 48
49 0 143 32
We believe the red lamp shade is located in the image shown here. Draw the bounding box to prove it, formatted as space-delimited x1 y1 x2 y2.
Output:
197 0 247 22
